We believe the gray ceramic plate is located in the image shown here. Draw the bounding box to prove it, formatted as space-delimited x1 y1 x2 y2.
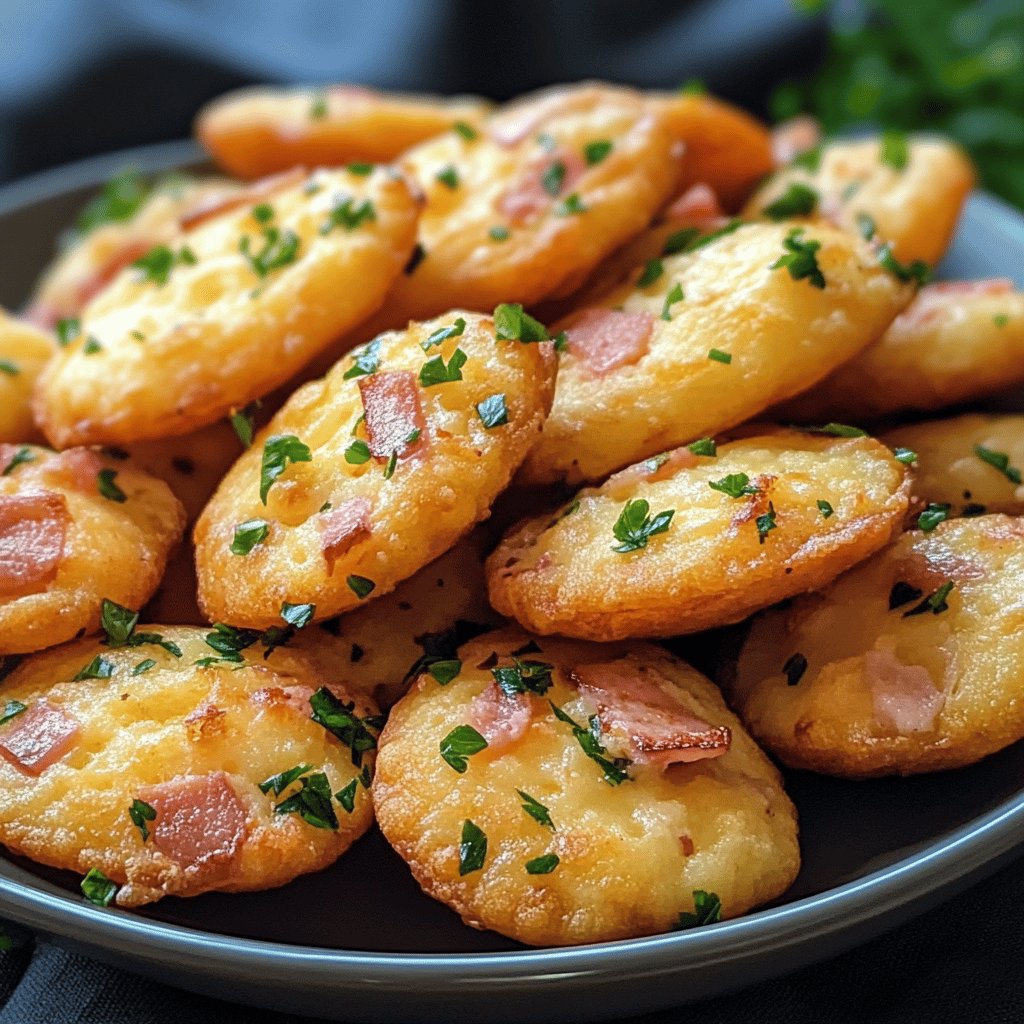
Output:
0 141 1023 1024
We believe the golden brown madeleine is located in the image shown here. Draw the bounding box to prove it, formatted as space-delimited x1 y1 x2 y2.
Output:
778 280 1024 422
0 625 379 906
373 628 799 947
0 445 185 654
646 90 774 210
34 166 422 447
520 220 912 486
490 430 911 641
196 84 491 179
730 515 1024 777
883 415 1024 521
0 312 55 443
293 530 503 710
25 175 242 329
744 134 975 266
195 310 555 629
381 82 679 321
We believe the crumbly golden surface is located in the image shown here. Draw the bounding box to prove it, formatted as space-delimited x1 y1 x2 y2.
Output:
0 312 54 444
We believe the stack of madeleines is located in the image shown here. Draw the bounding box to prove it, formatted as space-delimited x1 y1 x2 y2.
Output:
0 78 1020 948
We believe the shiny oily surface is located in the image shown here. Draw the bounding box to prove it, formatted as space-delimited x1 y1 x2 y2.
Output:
732 516 1024 778
492 432 910 640
1 144 1024 1024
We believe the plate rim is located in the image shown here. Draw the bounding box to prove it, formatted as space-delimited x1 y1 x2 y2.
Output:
0 141 1023 1000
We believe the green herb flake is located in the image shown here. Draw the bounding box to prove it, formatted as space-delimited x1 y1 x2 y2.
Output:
526 853 560 875
492 659 554 697
422 317 467 351
517 789 555 831
131 659 156 676
476 393 509 428
81 867 118 907
336 778 359 814
344 439 371 465
343 337 383 379
240 225 301 278
636 258 664 288
0 360 18 376
129 798 156 841
770 227 825 288
428 659 462 685
435 165 460 190
687 438 717 457
274 770 339 830
309 92 328 120
97 468 127 502
817 499 834 518
132 245 195 286
993 313 1010 328
611 498 675 553
82 336 102 354
756 502 778 544
555 193 587 216
974 444 1022 484
347 162 374 176
541 161 566 197
73 654 115 681
762 182 819 220
382 450 398 480
258 762 315 796
708 348 732 364
0 700 27 726
419 347 468 387
856 211 877 240
229 400 262 448
493 303 549 342
453 120 478 141
75 169 149 236
877 243 931 285
458 819 487 875
320 196 376 234
903 581 955 617
56 318 81 347
309 687 380 767
584 139 613 165
674 889 722 930
2 446 34 476
678 77 707 95
917 502 951 532
661 282 684 321
709 473 759 499
880 130 910 171
549 700 630 785
100 599 139 647
488 225 511 242
808 422 867 438
346 575 375 600
440 724 489 773
893 447 918 465
259 434 313 504
231 518 270 555
791 145 822 172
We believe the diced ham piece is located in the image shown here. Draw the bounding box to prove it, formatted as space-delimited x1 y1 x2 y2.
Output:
771 115 822 166
498 151 586 224
320 496 372 571
0 701 81 776
897 280 1015 329
565 308 655 376
250 684 315 716
606 447 698 497
864 649 944 734
571 659 731 767
0 492 68 599
142 772 247 875
679 834 695 857
663 183 727 230
179 169 304 231
469 682 532 752
893 546 984 593
48 448 104 492
358 371 427 461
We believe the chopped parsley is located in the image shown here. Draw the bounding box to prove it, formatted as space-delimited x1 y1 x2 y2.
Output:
259 434 312 503
892 447 918 465
541 161 566 197
129 799 156 842
347 162 374 176
0 700 26 726
458 819 487 875
584 139 613 165
678 77 707 95
82 336 102 355
382 450 398 480
200 622 260 664
917 503 951 532
488 225 510 242
75 168 149 236
555 193 587 216
476 393 508 428
80 868 118 907
342 337 383 379
56 318 81 346
974 444 1022 484
762 182 819 220
335 778 358 813
494 303 549 342
517 789 555 831
309 687 380 767
97 468 126 502
428 660 462 685
549 700 630 785
309 92 328 120
453 120 478 141
258 763 315 796
526 853 560 875
783 653 808 686
636 258 663 288
493 658 554 697
660 282 684 320
0 361 18 376
994 313 1010 328
807 422 867 438
876 243 931 285
440 724 489 773
662 218 743 256
880 130 909 170
889 581 924 610
422 317 466 350
709 473 759 499
229 400 262 447
708 348 732 364
100 599 139 647
903 581 955 617
2 446 34 476
132 659 156 676
132 244 195 286
344 439 371 464
791 145 822 172
553 330 569 353
320 197 376 234
611 498 674 553
273 770 338 830
817 499 834 518
770 227 825 288
756 502 778 543
419 348 467 387
856 211 877 241
674 889 722 930
240 220 301 278
435 165 460 190
73 655 115 681
688 438 717 457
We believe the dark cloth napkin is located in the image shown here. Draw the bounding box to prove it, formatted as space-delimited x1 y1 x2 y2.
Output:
2 850 1022 1024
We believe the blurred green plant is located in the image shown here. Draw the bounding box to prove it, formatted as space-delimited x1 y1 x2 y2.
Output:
774 0 1024 207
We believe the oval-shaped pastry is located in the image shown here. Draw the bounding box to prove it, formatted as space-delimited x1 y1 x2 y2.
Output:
34 166 422 447
381 82 679 322
195 310 555 628
520 220 912 485
0 445 185 654
490 431 911 641
730 515 1024 777
373 628 799 946
0 625 379 905
883 414 1024 520
196 84 491 180
778 280 1024 423
744 134 975 266
0 312 55 444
